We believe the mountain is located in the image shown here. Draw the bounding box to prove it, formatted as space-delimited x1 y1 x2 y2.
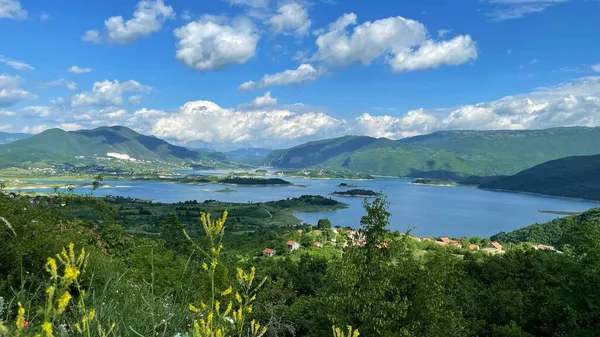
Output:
265 127 600 178
226 148 272 165
480 154 600 201
0 132 31 144
0 126 223 167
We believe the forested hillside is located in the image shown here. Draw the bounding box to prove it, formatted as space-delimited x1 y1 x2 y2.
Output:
480 154 600 200
266 127 600 178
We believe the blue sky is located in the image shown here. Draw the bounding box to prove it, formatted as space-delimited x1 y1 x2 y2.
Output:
1 0 600 149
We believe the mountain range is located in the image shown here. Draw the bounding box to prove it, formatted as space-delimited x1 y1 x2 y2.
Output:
265 127 600 178
0 132 31 144
0 126 223 168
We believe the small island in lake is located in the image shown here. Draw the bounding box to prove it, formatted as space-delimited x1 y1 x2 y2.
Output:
332 189 380 197
412 179 458 187
218 177 292 186
215 188 237 193
337 182 359 188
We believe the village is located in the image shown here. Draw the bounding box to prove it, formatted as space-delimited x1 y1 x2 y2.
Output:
261 223 562 258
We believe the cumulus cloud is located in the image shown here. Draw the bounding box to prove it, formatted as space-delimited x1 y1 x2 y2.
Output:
250 91 277 107
0 74 37 107
0 109 16 116
312 13 477 72
390 35 477 72
20 106 53 117
58 123 85 131
593 64 600 72
0 0 27 20
83 0 174 44
0 56 34 70
267 2 311 36
483 0 568 21
71 80 152 107
239 63 318 91
151 100 345 147
41 79 78 92
355 76 600 139
21 125 49 134
68 65 94 74
174 16 260 70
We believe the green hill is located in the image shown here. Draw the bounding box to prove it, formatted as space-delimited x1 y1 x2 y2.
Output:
0 126 224 167
491 207 600 246
226 148 272 165
265 127 600 178
0 132 31 144
480 154 600 201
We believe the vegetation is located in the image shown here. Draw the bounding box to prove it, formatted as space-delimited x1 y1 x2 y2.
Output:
218 177 291 186
332 189 380 197
411 179 458 186
480 154 600 200
0 132 30 145
265 127 600 178
2 187 600 336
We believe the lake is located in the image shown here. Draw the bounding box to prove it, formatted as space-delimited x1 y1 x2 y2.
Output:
23 175 598 238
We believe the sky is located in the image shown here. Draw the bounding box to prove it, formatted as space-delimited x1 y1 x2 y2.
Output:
1 0 600 150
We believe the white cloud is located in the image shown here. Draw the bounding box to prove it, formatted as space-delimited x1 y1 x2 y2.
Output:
355 76 600 139
226 0 269 8
0 0 27 20
174 17 260 70
239 63 318 91
68 65 94 74
0 124 11 131
128 95 142 105
0 56 34 70
0 109 16 116
42 79 78 92
83 0 174 44
82 30 102 43
151 100 345 147
59 123 85 131
20 106 52 117
0 74 37 107
267 2 311 36
71 80 152 107
484 0 568 21
250 91 277 107
389 35 477 72
21 125 49 134
40 11 50 21
592 64 600 72
312 13 477 72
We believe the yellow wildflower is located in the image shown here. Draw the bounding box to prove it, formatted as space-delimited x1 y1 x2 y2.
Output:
189 304 199 313
221 286 233 296
88 309 95 320
41 321 53 337
202 263 208 271
15 302 25 332
63 265 80 283
45 258 58 279
57 292 72 313
235 292 242 304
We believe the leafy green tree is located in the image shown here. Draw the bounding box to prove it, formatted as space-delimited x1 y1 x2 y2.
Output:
317 218 332 229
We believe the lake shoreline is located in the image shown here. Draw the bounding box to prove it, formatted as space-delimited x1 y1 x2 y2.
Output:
480 187 600 204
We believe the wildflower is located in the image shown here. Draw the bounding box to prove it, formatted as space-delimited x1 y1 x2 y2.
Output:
45 258 58 280
15 302 25 332
235 292 242 304
63 265 80 283
42 321 53 336
188 304 199 313
88 309 95 320
221 286 233 296
57 292 72 313
202 263 208 271
23 321 29 327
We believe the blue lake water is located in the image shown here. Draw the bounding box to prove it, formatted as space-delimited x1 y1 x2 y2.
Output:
20 176 597 238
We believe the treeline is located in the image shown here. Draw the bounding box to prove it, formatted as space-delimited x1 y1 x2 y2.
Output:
1 193 600 336
219 177 291 185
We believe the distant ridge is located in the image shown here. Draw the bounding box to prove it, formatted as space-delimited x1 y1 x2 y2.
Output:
0 132 31 144
0 126 217 164
480 154 600 201
265 127 600 178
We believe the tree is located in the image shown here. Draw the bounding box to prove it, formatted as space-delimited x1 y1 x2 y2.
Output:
317 218 332 229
